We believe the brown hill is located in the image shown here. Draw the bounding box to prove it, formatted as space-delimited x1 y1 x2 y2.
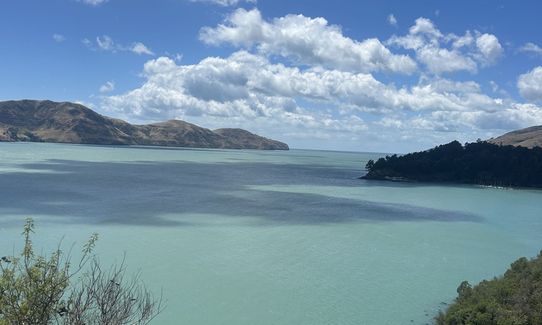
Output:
0 100 288 150
488 125 542 149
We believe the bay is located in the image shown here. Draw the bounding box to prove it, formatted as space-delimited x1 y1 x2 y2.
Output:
0 142 541 324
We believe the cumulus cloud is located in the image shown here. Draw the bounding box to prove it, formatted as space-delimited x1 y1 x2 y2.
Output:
519 42 542 57
98 10 539 150
518 66 542 102
101 50 542 147
103 52 368 133
200 8 417 74
387 17 503 74
131 42 155 55
189 0 256 6
84 35 155 56
99 81 115 93
52 34 66 42
475 33 503 65
406 103 542 132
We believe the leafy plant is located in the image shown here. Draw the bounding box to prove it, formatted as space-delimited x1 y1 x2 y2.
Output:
436 251 542 325
0 218 163 325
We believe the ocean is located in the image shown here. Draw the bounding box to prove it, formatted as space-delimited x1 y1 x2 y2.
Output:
1 142 541 324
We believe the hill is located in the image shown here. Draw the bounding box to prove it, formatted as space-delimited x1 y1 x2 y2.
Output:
488 125 542 148
0 100 288 150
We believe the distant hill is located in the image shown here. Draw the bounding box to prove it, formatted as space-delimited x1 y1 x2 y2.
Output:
488 125 542 148
0 100 288 150
362 140 542 188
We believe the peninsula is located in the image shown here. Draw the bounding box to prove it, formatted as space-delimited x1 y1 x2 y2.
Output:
0 100 288 150
362 134 542 188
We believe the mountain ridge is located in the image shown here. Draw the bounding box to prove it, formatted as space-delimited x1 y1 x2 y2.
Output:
0 100 288 150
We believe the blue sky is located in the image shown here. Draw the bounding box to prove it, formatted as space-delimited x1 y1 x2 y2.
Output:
1 0 542 152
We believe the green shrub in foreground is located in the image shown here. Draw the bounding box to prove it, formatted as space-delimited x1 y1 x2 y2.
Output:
0 218 162 324
436 251 542 325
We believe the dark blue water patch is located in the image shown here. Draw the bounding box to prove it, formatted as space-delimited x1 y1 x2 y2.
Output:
0 159 481 226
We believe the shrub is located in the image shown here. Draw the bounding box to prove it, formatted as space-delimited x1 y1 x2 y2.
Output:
436 251 542 325
0 218 163 325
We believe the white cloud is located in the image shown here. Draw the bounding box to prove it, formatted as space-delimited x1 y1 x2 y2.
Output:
82 38 92 48
451 31 474 49
200 8 417 74
102 52 376 134
99 81 115 93
96 35 115 51
78 0 108 6
387 14 397 27
84 35 154 56
475 33 503 65
95 12 539 151
409 17 442 39
417 47 477 74
52 34 66 42
101 50 542 147
387 17 503 74
131 42 155 55
518 66 542 102
519 42 542 57
416 103 542 131
189 0 256 6
373 100 542 137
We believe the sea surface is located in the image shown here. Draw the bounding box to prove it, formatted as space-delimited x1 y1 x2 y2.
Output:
1 142 541 325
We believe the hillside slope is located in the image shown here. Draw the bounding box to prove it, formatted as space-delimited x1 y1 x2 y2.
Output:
0 100 288 150
488 125 542 148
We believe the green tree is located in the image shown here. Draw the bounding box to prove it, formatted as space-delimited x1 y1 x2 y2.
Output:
436 251 542 325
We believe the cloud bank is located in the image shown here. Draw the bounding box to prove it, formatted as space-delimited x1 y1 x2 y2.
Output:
518 66 542 102
99 9 542 151
199 8 417 74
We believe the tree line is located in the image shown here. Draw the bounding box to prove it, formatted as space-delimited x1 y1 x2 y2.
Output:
363 141 542 188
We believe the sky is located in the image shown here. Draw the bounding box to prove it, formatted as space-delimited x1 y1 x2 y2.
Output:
1 0 542 152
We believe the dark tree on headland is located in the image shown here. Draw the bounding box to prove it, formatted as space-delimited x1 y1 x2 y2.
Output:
362 141 542 188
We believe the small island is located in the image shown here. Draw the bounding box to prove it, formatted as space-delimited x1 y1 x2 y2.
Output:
362 140 542 188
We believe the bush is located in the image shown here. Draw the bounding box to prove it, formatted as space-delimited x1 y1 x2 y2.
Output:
0 218 163 324
436 251 542 325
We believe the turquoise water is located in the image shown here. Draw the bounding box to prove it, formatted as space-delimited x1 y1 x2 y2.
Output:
0 142 541 324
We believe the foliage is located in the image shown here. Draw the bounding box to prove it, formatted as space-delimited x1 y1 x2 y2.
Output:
436 251 542 325
0 218 162 325
363 141 542 188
